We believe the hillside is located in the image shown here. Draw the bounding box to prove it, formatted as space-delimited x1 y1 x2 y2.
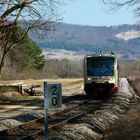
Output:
30 23 140 60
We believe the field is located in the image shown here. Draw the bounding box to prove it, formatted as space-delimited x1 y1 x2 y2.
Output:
0 78 84 106
0 78 84 119
0 78 84 96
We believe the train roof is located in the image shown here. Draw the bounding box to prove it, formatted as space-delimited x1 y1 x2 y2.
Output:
84 53 116 58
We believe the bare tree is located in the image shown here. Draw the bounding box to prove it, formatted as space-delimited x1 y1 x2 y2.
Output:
0 0 61 75
102 0 140 13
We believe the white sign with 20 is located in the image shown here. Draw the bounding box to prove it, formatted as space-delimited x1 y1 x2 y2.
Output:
44 82 62 140
44 83 62 109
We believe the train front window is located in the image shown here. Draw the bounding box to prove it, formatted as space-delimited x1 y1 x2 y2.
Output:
87 58 114 76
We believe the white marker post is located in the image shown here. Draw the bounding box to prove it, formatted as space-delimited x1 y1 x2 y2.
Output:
44 82 62 140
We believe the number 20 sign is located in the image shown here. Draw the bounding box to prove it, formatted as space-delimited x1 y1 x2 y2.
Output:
44 82 62 109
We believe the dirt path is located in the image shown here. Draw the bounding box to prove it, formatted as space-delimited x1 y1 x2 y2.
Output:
0 99 44 120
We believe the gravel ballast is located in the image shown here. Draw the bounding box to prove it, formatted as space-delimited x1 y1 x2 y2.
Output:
49 78 139 140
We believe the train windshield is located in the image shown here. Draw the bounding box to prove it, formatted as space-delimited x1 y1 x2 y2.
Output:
87 58 114 76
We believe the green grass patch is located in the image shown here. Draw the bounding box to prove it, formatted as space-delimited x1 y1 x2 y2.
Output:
0 96 43 105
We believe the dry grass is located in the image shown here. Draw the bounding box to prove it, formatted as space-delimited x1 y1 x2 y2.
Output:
0 92 22 100
103 102 140 140
129 78 140 96
0 78 84 97
103 78 140 140
0 78 83 87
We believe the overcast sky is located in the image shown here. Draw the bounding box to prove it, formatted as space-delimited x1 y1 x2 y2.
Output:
59 0 137 26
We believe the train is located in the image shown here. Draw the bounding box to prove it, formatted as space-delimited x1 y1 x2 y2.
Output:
83 53 119 98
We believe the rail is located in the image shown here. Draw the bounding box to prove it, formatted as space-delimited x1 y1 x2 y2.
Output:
0 99 104 140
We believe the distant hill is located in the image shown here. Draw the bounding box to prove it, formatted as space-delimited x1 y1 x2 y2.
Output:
29 23 140 60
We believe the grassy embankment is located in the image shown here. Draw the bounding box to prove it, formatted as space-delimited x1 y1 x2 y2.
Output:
104 79 140 140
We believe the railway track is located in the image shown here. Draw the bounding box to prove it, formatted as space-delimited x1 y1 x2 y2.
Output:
0 97 104 140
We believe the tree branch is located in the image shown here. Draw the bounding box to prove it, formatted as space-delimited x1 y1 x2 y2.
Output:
0 0 34 19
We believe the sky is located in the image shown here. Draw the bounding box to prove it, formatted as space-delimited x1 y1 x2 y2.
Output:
59 0 137 26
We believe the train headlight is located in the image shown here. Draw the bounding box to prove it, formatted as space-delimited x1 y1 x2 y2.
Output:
88 78 91 81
